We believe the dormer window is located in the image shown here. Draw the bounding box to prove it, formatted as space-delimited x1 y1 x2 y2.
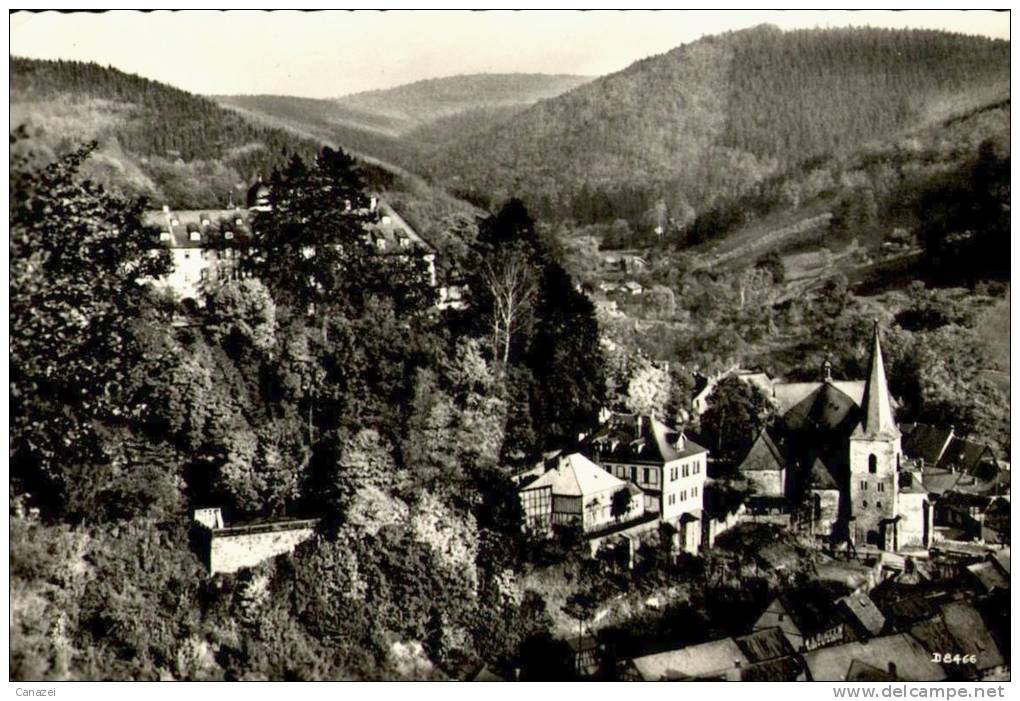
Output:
189 231 201 242
159 231 172 242
376 238 387 251
234 218 243 227
224 231 234 240
399 237 410 248
201 217 211 226
170 218 180 226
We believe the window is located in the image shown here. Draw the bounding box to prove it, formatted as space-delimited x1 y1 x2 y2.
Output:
200 269 209 281
869 455 878 474
778 614 784 622
643 468 650 485
876 501 882 510
616 466 626 479
630 466 637 482
649 469 658 486
170 218 180 226
682 464 689 478
189 231 201 242
862 500 868 508
877 483 885 493
159 231 171 242
224 231 234 240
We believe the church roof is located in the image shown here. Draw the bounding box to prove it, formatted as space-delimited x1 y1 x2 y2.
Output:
738 430 788 472
809 457 840 491
781 381 862 435
854 324 899 440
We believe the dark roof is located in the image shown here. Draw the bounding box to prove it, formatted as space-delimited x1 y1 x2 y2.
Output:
902 424 954 465
838 594 886 636
144 209 254 249
742 656 804 682
777 585 844 637
781 381 861 436
735 627 796 663
809 457 839 491
921 469 962 496
937 437 995 473
738 430 788 473
845 660 897 681
587 413 707 466
468 666 507 682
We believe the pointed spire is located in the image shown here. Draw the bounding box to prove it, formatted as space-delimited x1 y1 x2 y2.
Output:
859 321 898 438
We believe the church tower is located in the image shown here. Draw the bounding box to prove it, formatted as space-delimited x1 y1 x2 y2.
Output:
849 322 902 549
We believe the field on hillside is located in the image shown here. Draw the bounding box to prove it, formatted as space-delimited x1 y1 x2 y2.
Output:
975 291 1010 395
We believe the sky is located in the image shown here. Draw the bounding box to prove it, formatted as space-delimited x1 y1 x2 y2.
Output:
9 10 1011 99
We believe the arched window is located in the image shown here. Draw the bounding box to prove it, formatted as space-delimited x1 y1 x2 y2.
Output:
868 454 878 474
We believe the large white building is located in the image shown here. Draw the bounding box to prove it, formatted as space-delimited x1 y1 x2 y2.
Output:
584 413 709 554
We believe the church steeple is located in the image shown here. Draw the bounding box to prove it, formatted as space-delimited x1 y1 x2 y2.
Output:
858 321 898 438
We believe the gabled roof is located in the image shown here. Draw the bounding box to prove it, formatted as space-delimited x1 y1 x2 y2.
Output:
735 627 796 663
803 633 946 682
809 457 840 491
940 601 1005 671
588 413 707 465
920 469 962 496
631 638 748 681
838 593 886 636
937 437 996 473
845 660 897 681
144 209 254 249
902 424 955 465
775 585 844 637
738 429 788 473
521 453 625 497
781 381 862 436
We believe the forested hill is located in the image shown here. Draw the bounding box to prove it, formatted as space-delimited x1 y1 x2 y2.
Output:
333 73 593 134
10 57 326 208
420 26 1010 222
215 73 592 167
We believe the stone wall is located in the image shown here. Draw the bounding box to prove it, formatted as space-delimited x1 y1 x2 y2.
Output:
207 519 319 575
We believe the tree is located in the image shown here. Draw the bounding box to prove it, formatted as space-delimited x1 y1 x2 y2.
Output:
249 147 433 327
610 488 633 522
207 278 278 356
700 376 776 464
480 243 538 365
10 141 171 518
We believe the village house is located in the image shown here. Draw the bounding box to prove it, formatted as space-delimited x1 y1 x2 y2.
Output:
517 452 644 536
802 633 947 682
753 585 847 652
583 413 708 554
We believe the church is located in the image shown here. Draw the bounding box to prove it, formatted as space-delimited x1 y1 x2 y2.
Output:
738 324 931 553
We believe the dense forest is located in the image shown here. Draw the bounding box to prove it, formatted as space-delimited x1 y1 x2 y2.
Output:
11 57 334 207
10 136 609 680
419 26 1009 227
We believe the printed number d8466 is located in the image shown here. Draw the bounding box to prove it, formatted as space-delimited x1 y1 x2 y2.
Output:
932 653 977 664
